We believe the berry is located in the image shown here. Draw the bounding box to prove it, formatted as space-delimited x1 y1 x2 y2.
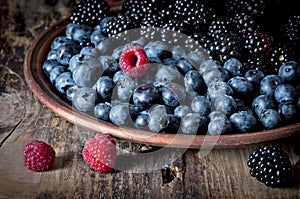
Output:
252 95 276 116
161 83 186 107
104 14 140 37
244 69 265 87
72 87 98 114
214 95 237 116
278 61 300 85
70 0 110 28
223 58 243 77
94 102 112 122
227 76 254 100
191 95 211 117
82 134 116 173
283 15 300 48
269 44 295 73
94 76 115 101
119 46 150 78
109 103 135 126
274 84 298 104
247 145 292 188
229 111 257 133
23 140 56 172
208 118 232 135
180 113 208 135
244 31 273 59
260 75 283 97
55 71 75 94
133 83 161 110
259 109 280 130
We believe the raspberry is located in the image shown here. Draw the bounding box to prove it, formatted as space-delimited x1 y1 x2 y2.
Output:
23 140 56 172
119 46 150 78
82 134 116 173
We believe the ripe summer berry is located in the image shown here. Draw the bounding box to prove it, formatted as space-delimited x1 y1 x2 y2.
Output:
23 140 56 172
247 145 292 188
119 46 150 78
82 134 116 173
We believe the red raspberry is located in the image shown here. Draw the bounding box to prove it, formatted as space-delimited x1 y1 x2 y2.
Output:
82 134 116 173
23 140 56 172
119 46 150 78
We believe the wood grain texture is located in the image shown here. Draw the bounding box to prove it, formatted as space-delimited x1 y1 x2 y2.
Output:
1 0 300 198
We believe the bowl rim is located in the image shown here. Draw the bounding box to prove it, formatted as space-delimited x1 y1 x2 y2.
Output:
24 18 300 149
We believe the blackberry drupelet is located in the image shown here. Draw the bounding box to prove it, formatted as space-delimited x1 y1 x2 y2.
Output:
244 31 274 59
70 0 110 28
104 14 140 37
247 145 292 188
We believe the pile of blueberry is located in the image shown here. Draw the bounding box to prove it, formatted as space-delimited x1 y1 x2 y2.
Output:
42 0 300 136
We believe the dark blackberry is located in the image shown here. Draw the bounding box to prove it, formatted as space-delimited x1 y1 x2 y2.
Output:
161 20 190 35
242 57 269 75
282 15 300 48
104 14 140 37
230 13 262 38
121 0 146 22
247 145 292 188
269 43 295 73
225 0 266 18
207 18 236 40
70 0 110 28
140 14 164 28
204 33 245 63
244 31 274 59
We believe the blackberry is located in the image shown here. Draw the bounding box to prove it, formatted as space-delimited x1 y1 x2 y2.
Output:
207 18 236 40
269 43 295 73
244 31 273 59
104 14 140 37
230 13 262 38
247 145 292 188
225 0 266 18
70 0 110 28
204 33 245 63
122 0 146 21
140 14 164 28
282 15 300 48
161 20 189 35
243 57 269 75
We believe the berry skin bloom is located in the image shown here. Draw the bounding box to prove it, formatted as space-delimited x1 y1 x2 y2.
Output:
119 46 150 78
82 134 116 173
23 140 56 172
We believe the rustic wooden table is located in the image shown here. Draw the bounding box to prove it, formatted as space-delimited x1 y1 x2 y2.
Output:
1 0 300 198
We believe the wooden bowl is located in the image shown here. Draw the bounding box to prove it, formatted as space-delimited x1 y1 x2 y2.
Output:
24 18 300 149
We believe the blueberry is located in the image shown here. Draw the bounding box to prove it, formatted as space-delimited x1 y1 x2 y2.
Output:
155 64 181 83
162 114 181 134
184 70 205 94
244 69 264 86
103 59 120 77
72 87 98 114
228 76 254 99
51 36 74 50
175 58 195 74
191 95 211 116
278 61 300 85
202 67 225 86
109 102 135 126
133 83 161 110
55 72 75 94
134 110 150 129
214 95 237 116
278 101 297 122
274 84 298 104
68 54 85 72
112 70 125 84
56 43 80 65
66 85 79 102
208 111 227 121
223 58 243 76
47 49 59 60
207 81 234 101
229 111 257 133
94 102 112 122
69 24 93 44
94 76 115 101
208 118 232 135
148 105 170 133
80 46 96 57
72 57 103 87
260 74 283 97
49 65 66 84
252 95 276 116
174 105 192 118
91 29 107 46
180 113 208 135
145 41 172 62
42 59 62 77
115 75 137 101
65 23 78 39
161 83 186 107
259 109 280 130
98 16 113 35
235 98 253 114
